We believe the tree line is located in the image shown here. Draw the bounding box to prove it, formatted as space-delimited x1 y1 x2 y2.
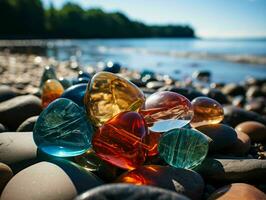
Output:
0 0 195 39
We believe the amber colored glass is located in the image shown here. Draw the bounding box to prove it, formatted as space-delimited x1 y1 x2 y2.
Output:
84 72 145 127
41 79 64 108
145 131 161 156
92 111 149 170
140 91 193 132
190 97 224 128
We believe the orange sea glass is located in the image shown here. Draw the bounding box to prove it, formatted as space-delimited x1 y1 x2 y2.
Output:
145 130 161 156
41 79 64 108
84 72 145 127
92 111 149 170
140 91 194 132
190 97 224 128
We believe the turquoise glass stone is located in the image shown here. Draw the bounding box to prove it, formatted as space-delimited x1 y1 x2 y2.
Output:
33 98 94 157
39 65 57 89
61 83 87 107
158 128 208 169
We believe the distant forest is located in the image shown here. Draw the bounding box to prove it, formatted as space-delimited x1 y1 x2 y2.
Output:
0 0 195 39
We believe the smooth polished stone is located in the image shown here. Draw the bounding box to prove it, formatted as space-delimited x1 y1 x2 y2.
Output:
39 65 57 89
74 184 189 200
59 77 73 89
61 83 87 107
92 111 148 170
84 72 145 127
208 183 266 200
0 163 13 193
34 98 94 157
1 160 103 200
78 71 91 79
116 165 204 200
141 91 194 132
235 121 266 142
103 61 121 73
158 128 209 169
190 97 224 128
41 79 64 108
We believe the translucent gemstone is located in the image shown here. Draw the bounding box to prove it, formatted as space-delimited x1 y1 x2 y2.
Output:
140 91 194 132
41 79 64 108
33 98 94 157
158 128 209 169
59 77 73 89
190 97 224 128
84 72 145 127
61 83 87 107
145 131 161 156
92 111 148 170
39 65 57 89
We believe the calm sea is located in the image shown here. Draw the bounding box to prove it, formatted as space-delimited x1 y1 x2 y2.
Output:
1 38 266 83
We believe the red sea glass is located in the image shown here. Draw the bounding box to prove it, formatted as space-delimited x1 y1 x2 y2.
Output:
145 130 161 156
41 79 64 108
140 91 194 132
92 111 149 170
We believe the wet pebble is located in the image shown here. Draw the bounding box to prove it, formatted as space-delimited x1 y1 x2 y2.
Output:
0 163 13 194
235 121 266 142
16 116 38 132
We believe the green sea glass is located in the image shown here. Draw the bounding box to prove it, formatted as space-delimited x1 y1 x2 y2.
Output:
33 98 94 157
158 128 208 169
39 65 57 89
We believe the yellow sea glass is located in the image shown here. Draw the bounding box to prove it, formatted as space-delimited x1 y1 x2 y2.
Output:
84 72 145 127
190 97 224 128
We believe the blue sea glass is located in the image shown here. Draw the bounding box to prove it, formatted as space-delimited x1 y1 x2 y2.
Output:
158 128 209 169
103 61 121 73
59 77 73 89
39 65 57 89
61 83 87 107
78 71 91 79
72 77 90 85
33 98 94 157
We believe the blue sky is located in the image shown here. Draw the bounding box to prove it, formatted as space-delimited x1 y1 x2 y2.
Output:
42 0 266 38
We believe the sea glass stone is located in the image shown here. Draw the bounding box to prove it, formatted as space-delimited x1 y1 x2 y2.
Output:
158 128 209 169
84 72 145 127
59 77 73 89
140 91 194 132
41 79 64 108
145 131 161 156
190 97 224 128
39 65 57 89
33 98 94 157
103 61 121 73
61 83 87 107
92 111 148 169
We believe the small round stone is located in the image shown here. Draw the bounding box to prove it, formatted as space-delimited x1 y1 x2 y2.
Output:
190 97 224 128
208 183 266 200
74 184 189 200
158 128 209 169
0 163 13 193
235 121 266 142
231 130 251 155
141 91 194 132
196 124 238 154
61 83 87 107
34 98 94 157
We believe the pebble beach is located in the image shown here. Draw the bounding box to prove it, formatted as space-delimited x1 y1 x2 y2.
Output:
0 51 266 200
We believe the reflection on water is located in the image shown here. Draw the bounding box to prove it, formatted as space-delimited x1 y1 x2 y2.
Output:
0 38 265 83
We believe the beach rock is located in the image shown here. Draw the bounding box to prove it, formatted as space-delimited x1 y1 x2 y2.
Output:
146 81 165 90
1 160 103 200
158 86 205 101
202 88 229 105
0 132 37 171
235 121 266 142
193 70 211 82
0 163 13 194
245 97 265 114
208 183 266 200
116 165 204 200
16 116 38 132
0 85 17 103
231 130 251 155
246 86 264 99
223 105 266 127
0 123 6 132
196 157 266 182
0 95 42 130
74 184 189 200
222 84 245 96
103 62 121 73
196 124 238 154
